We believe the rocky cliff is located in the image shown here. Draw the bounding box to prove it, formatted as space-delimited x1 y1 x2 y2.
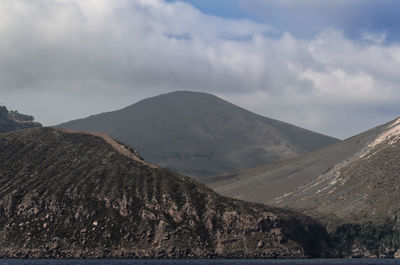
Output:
0 128 330 258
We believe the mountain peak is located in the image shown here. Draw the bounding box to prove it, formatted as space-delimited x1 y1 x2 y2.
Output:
158 90 216 97
58 92 338 177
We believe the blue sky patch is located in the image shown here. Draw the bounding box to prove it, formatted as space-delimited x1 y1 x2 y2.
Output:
167 0 400 42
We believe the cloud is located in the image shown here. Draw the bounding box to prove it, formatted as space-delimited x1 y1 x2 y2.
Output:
0 0 400 138
0 0 272 92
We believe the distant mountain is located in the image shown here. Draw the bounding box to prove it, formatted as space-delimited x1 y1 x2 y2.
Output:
57 91 338 177
205 117 400 257
0 128 330 258
0 104 41 133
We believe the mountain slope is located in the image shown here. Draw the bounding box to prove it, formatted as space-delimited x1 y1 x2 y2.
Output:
205 117 400 257
57 91 338 177
0 105 41 133
206 117 400 225
0 128 330 258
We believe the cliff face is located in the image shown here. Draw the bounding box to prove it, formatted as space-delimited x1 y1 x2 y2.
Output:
0 128 330 258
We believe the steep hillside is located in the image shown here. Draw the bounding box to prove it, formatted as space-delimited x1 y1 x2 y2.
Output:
0 128 330 258
206 117 400 257
57 91 338 177
0 105 41 133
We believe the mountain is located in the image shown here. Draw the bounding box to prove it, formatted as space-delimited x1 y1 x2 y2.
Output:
0 105 41 133
0 127 330 258
205 117 400 257
57 91 338 177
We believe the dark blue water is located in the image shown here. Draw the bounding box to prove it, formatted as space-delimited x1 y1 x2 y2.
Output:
0 260 400 265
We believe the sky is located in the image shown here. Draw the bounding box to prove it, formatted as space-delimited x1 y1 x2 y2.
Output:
1 0 400 139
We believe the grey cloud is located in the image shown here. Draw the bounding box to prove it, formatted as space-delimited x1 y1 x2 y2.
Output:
1 0 400 138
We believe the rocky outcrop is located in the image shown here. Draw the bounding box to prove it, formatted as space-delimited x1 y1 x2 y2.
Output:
0 105 41 133
0 128 331 258
331 222 400 258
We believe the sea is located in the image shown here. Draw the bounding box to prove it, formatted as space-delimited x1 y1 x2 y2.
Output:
0 260 400 265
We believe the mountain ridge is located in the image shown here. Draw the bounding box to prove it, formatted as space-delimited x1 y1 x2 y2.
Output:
57 128 158 169
204 116 400 257
0 127 331 258
57 91 338 177
205 116 399 223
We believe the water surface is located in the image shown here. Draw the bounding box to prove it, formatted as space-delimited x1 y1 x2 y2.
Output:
1 260 400 265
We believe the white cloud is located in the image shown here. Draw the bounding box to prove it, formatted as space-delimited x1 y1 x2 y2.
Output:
361 32 387 44
0 0 400 138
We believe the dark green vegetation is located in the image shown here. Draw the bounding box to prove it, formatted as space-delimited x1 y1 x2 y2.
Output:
206 117 400 257
57 91 338 177
0 105 41 133
0 128 331 258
